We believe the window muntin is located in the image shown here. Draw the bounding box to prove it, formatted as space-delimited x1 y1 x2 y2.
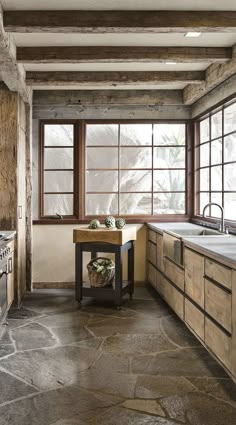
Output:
85 123 186 216
197 99 236 222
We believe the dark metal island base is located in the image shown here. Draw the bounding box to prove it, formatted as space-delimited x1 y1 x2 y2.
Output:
73 226 137 308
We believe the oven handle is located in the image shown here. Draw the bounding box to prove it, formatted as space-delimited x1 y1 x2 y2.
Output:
0 269 8 278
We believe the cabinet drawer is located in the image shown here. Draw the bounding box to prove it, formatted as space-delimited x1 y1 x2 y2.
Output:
162 277 184 319
205 317 231 370
147 262 156 289
147 241 156 266
205 258 231 290
205 279 232 333
185 298 205 340
184 248 205 308
164 257 184 291
148 229 157 244
156 233 164 271
156 269 163 295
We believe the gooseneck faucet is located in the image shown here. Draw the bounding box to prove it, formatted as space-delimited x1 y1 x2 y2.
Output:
202 203 225 233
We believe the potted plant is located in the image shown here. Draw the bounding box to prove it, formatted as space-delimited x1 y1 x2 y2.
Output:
87 257 115 288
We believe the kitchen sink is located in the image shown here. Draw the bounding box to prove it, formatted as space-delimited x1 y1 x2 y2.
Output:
164 228 227 237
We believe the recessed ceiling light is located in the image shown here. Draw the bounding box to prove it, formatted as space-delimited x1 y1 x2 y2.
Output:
185 32 201 38
165 61 177 65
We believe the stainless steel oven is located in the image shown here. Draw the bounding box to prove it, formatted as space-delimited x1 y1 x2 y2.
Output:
0 255 8 322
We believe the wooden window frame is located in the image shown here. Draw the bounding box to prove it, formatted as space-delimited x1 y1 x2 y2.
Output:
193 97 236 227
34 119 193 224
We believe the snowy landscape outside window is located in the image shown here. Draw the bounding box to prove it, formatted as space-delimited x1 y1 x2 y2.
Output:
85 123 186 216
197 100 236 221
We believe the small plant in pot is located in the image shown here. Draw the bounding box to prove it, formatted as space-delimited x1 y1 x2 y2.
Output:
87 257 115 288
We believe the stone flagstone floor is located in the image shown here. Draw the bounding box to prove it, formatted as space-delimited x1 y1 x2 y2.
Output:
0 286 236 424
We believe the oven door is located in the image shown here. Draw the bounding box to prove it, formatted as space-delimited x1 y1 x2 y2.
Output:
0 260 8 322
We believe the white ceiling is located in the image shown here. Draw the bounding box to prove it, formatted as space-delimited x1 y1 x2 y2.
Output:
2 0 236 11
13 33 236 48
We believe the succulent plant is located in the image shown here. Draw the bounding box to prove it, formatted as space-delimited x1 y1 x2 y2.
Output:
104 215 116 228
115 217 126 229
88 219 100 229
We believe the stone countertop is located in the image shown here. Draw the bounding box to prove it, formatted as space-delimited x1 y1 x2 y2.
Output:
147 222 202 235
183 235 236 265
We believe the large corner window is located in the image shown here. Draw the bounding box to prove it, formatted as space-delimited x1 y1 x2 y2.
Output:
196 100 236 221
85 123 186 216
39 122 76 218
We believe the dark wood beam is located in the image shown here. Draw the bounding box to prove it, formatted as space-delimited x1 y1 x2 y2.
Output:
26 70 205 86
4 10 236 33
17 46 231 63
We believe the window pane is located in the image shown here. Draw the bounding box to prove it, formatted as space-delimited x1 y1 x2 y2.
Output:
200 192 209 214
44 148 73 169
86 124 118 146
224 133 236 163
120 193 152 214
154 124 185 146
224 193 236 220
44 194 73 215
120 170 152 192
86 171 118 192
224 163 236 190
44 125 73 146
154 147 185 168
153 192 185 214
200 168 209 191
86 147 118 169
211 193 223 218
120 147 152 169
86 194 118 215
120 124 152 145
211 138 222 165
211 166 222 191
200 143 209 167
211 110 222 139
224 102 236 135
200 118 209 143
44 171 73 192
153 170 185 191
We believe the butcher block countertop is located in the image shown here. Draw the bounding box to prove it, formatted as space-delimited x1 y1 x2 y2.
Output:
73 225 137 245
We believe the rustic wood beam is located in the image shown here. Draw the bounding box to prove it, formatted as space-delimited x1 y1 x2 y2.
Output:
183 45 236 105
17 46 231 64
33 89 184 106
4 10 236 33
0 4 31 102
26 70 205 87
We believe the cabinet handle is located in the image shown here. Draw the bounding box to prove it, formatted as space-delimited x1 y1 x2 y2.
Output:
8 257 13 273
18 206 22 219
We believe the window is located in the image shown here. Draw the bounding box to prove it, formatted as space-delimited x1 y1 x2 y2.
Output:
39 122 76 218
38 120 188 221
196 100 236 221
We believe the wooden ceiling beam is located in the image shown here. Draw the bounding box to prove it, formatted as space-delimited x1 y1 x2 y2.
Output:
26 70 205 86
17 46 231 64
4 10 236 33
184 45 236 104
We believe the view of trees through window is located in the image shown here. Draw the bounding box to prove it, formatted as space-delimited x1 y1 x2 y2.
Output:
197 100 236 221
86 123 186 216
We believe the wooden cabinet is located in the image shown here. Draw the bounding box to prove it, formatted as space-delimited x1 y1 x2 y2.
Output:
205 278 232 333
185 298 205 340
164 257 184 291
148 229 157 244
147 241 157 266
184 248 205 308
205 317 231 370
7 240 15 307
205 258 231 290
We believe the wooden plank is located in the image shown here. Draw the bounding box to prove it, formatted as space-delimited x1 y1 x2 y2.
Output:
17 46 231 64
0 5 31 103
5 10 236 33
73 225 137 245
33 89 184 106
26 71 205 87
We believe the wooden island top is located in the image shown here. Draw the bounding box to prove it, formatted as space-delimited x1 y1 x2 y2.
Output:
73 225 137 245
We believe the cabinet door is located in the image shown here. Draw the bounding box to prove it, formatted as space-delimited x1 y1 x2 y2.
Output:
164 257 184 291
184 248 205 308
185 298 204 340
147 241 157 266
162 276 184 319
7 252 14 307
205 278 232 333
147 262 156 289
156 233 164 271
205 258 231 291
205 317 231 370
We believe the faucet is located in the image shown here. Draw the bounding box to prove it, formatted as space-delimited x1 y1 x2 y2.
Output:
202 203 225 233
